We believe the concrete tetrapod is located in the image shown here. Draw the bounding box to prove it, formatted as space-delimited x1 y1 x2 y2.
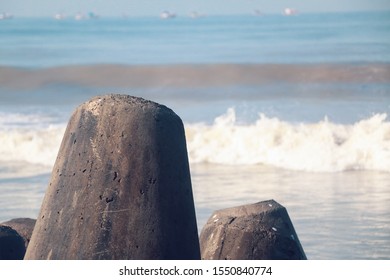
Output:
25 94 200 260
0 225 26 260
1 218 36 250
200 200 307 260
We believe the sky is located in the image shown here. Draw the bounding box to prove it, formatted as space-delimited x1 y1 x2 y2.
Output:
1 0 390 17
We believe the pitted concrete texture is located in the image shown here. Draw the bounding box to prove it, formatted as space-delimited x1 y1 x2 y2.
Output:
2 218 36 249
25 94 200 260
200 200 307 260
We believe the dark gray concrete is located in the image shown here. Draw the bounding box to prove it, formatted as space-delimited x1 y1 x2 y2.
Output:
2 218 36 250
0 225 26 260
25 94 200 260
200 200 307 260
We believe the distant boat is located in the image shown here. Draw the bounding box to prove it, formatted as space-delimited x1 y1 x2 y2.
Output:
75 12 87 20
88 12 100 19
189 11 205 19
283 8 298 16
0 13 13 20
54 13 66 20
160 11 176 19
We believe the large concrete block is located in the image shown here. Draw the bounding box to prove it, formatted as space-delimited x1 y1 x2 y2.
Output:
200 200 306 260
1 218 36 250
25 94 200 260
0 225 26 260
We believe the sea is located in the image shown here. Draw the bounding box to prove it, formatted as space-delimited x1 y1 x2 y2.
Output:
0 11 389 259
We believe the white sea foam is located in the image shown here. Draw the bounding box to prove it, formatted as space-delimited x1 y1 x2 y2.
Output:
1 109 389 172
0 124 65 168
185 108 390 172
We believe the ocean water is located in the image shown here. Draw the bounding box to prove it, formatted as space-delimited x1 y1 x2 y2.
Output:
1 12 390 67
1 12 390 259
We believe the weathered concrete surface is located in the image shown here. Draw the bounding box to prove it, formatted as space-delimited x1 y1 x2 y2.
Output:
25 94 200 260
0 225 26 260
200 200 307 260
2 218 36 249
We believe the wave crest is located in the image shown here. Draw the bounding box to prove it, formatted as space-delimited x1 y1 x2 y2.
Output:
1 109 389 172
185 108 390 172
0 125 65 167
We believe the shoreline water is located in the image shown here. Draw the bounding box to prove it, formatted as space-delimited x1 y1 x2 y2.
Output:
1 79 389 259
1 63 389 89
1 62 389 172
1 162 389 259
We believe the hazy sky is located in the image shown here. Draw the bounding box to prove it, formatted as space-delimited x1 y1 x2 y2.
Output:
1 0 389 17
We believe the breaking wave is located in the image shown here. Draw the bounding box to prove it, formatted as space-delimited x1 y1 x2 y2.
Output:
185 108 390 172
0 125 65 168
0 112 65 167
1 109 389 172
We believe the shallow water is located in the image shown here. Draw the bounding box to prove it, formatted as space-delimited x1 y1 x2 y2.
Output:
191 164 390 259
1 161 389 259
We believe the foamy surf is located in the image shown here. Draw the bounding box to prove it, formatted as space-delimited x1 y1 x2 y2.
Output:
1 109 389 173
185 108 390 172
0 111 66 168
0 123 65 168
